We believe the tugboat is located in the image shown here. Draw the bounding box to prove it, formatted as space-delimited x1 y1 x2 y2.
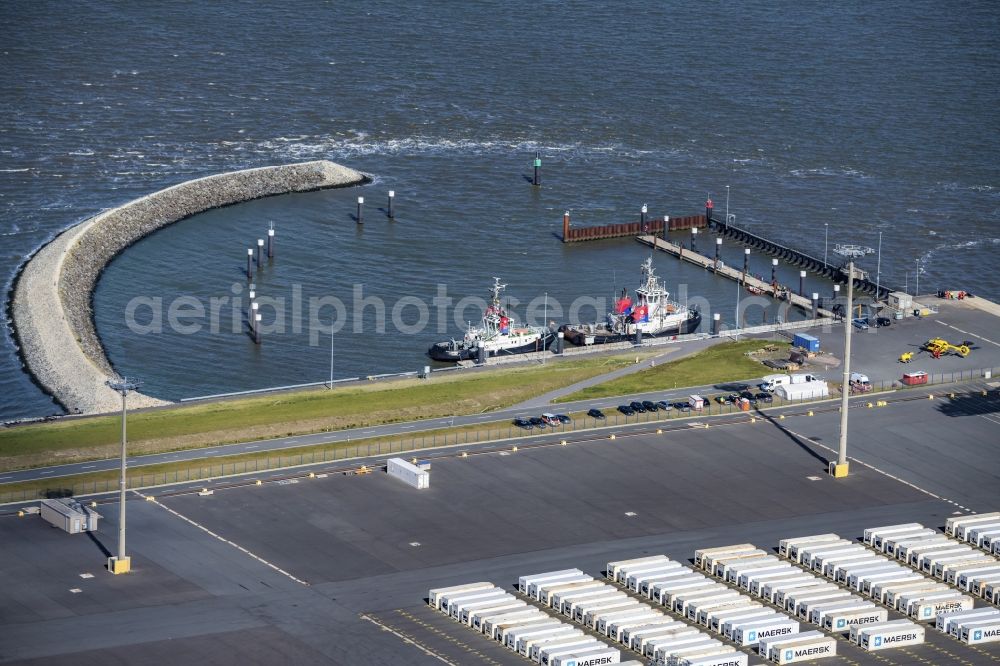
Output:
428 278 555 362
560 257 701 345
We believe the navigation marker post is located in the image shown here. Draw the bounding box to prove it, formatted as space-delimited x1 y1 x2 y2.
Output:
387 190 395 219
532 152 541 186
257 239 264 269
105 377 141 575
267 223 275 259
356 196 364 225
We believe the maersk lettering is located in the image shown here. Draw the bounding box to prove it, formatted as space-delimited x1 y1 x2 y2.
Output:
882 633 918 644
574 657 614 666
794 645 832 657
978 628 1000 639
845 615 883 626
758 626 793 638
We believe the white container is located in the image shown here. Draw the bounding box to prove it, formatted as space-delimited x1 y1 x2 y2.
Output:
934 554 993 579
634 626 699 653
620 619 684 647
760 575 820 604
862 523 924 549
880 528 937 554
508 624 573 651
561 589 623 616
792 591 852 618
694 544 757 570
971 572 1000 597
493 615 555 642
774 584 833 610
894 536 952 561
609 613 665 642
949 562 1000 587
849 619 912 644
866 574 925 602
676 653 748 666
906 540 968 566
909 594 974 620
936 607 1000 635
386 457 428 489
731 618 799 646
810 546 867 572
677 590 741 616
826 554 886 581
584 601 642 628
651 638 721 663
546 580 606 607
709 551 771 577
661 643 730 666
642 570 703 598
645 635 715 659
549 647 621 666
596 607 658 635
918 546 974 572
855 622 925 650
429 581 494 610
624 561 684 589
464 598 524 626
768 636 837 664
521 569 585 596
696 599 758 626
730 561 789 586
719 610 780 637
533 636 597 663
946 512 1000 537
440 587 503 615
607 555 672 581
960 619 1000 644
628 563 684 591
571 594 628 622
656 582 722 607
452 591 513 620
518 627 582 655
703 604 764 632
716 554 776 581
809 600 873 626
823 607 888 633
780 534 841 560
796 542 855 569
885 581 947 609
843 563 903 589
484 610 547 638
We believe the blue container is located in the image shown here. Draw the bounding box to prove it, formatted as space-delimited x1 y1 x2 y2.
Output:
793 333 820 352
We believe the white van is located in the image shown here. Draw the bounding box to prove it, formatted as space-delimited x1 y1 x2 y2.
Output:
759 374 791 392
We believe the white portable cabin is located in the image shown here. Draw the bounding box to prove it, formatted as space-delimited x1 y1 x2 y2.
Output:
520 569 585 596
779 533 841 559
429 581 494 609
694 544 757 570
607 555 672 581
39 499 101 534
386 457 429 488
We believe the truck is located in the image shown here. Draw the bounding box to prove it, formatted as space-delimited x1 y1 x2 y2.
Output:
775 381 829 401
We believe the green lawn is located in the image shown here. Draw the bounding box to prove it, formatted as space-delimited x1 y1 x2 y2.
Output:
555 340 789 402
0 351 658 470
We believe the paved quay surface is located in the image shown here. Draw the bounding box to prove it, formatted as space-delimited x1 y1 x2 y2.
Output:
2 386 998 665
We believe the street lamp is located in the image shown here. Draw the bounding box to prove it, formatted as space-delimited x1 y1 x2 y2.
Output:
824 223 829 267
725 185 730 228
105 376 141 574
830 244 873 478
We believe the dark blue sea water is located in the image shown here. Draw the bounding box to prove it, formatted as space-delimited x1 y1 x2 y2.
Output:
2 2 998 418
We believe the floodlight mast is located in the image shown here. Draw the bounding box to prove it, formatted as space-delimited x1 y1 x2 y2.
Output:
105 376 141 574
830 245 873 478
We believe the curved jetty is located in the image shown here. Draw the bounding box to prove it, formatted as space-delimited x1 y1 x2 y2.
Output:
11 160 367 415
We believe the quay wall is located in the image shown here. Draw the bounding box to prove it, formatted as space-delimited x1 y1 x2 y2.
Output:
10 160 367 415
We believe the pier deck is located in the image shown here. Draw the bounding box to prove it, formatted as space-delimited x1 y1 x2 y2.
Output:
637 234 836 318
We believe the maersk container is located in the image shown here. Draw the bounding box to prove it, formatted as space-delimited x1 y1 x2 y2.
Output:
948 562 1000 587
840 563 900 588
609 613 666 642
758 631 826 661
607 555 672 581
656 582 723 607
584 601 642 628
694 544 757 570
678 651 749 666
934 554 993 579
526 632 589 659
429 582 494 610
658 642 729 666
509 624 575 651
621 619 684 647
908 542 970 567
867 574 925 601
731 618 799 646
643 570 704 598
796 596 859 622
441 588 504 616
776 584 834 610
971 572 1000 597
946 512 1000 537
880 528 936 554
521 569 585 596
823 607 889 633
719 610 781 637
697 599 758 626
572 593 629 623
494 616 556 642
917 546 973 572
884 581 946 609
597 607 659 635
960 619 1000 644
896 587 955 613
386 457 429 489
536 637 601 664
862 523 924 549
628 562 684 591
622 561 684 587
704 604 764 632
717 554 778 581
809 600 873 626
894 536 952 562
910 594 974 620
464 598 524 625
561 589 623 616
856 622 925 651
760 575 820 603
634 626 699 654
645 634 715 659
937 608 1000 636
848 619 914 644
791 590 852 618
453 592 515 620
767 635 837 664
549 646 621 666
826 554 886 580
780 534 841 560
709 551 771 577
547 580 608 608
486 610 548 639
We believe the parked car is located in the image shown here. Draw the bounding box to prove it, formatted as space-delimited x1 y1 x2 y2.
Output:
755 392 773 403
540 413 561 426
674 401 691 412
874 316 891 328
714 394 729 405
630 401 646 413
740 391 758 404
852 317 870 330
618 405 635 416
587 408 606 420
555 414 572 424
529 416 547 429
641 400 658 412
513 417 533 430
656 400 671 410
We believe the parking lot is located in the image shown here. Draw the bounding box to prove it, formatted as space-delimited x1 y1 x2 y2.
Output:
1 382 998 664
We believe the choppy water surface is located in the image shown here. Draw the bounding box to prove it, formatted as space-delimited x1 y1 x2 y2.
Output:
2 3 998 417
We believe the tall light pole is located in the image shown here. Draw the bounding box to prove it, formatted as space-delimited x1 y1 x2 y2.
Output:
105 376 141 574
823 223 829 267
328 322 335 389
725 185 730 228
831 245 873 478
915 259 920 298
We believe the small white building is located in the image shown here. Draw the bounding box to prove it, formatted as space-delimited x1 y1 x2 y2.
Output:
40 498 101 534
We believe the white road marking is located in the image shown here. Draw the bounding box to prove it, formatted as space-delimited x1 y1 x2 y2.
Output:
81 465 95 469
936 320 1000 346
137 491 308 586
359 614 456 665
245 445 259 449
0 476 11 481
40 470 54 475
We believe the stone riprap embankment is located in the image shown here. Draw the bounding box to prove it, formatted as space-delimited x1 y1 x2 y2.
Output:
11 160 367 415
